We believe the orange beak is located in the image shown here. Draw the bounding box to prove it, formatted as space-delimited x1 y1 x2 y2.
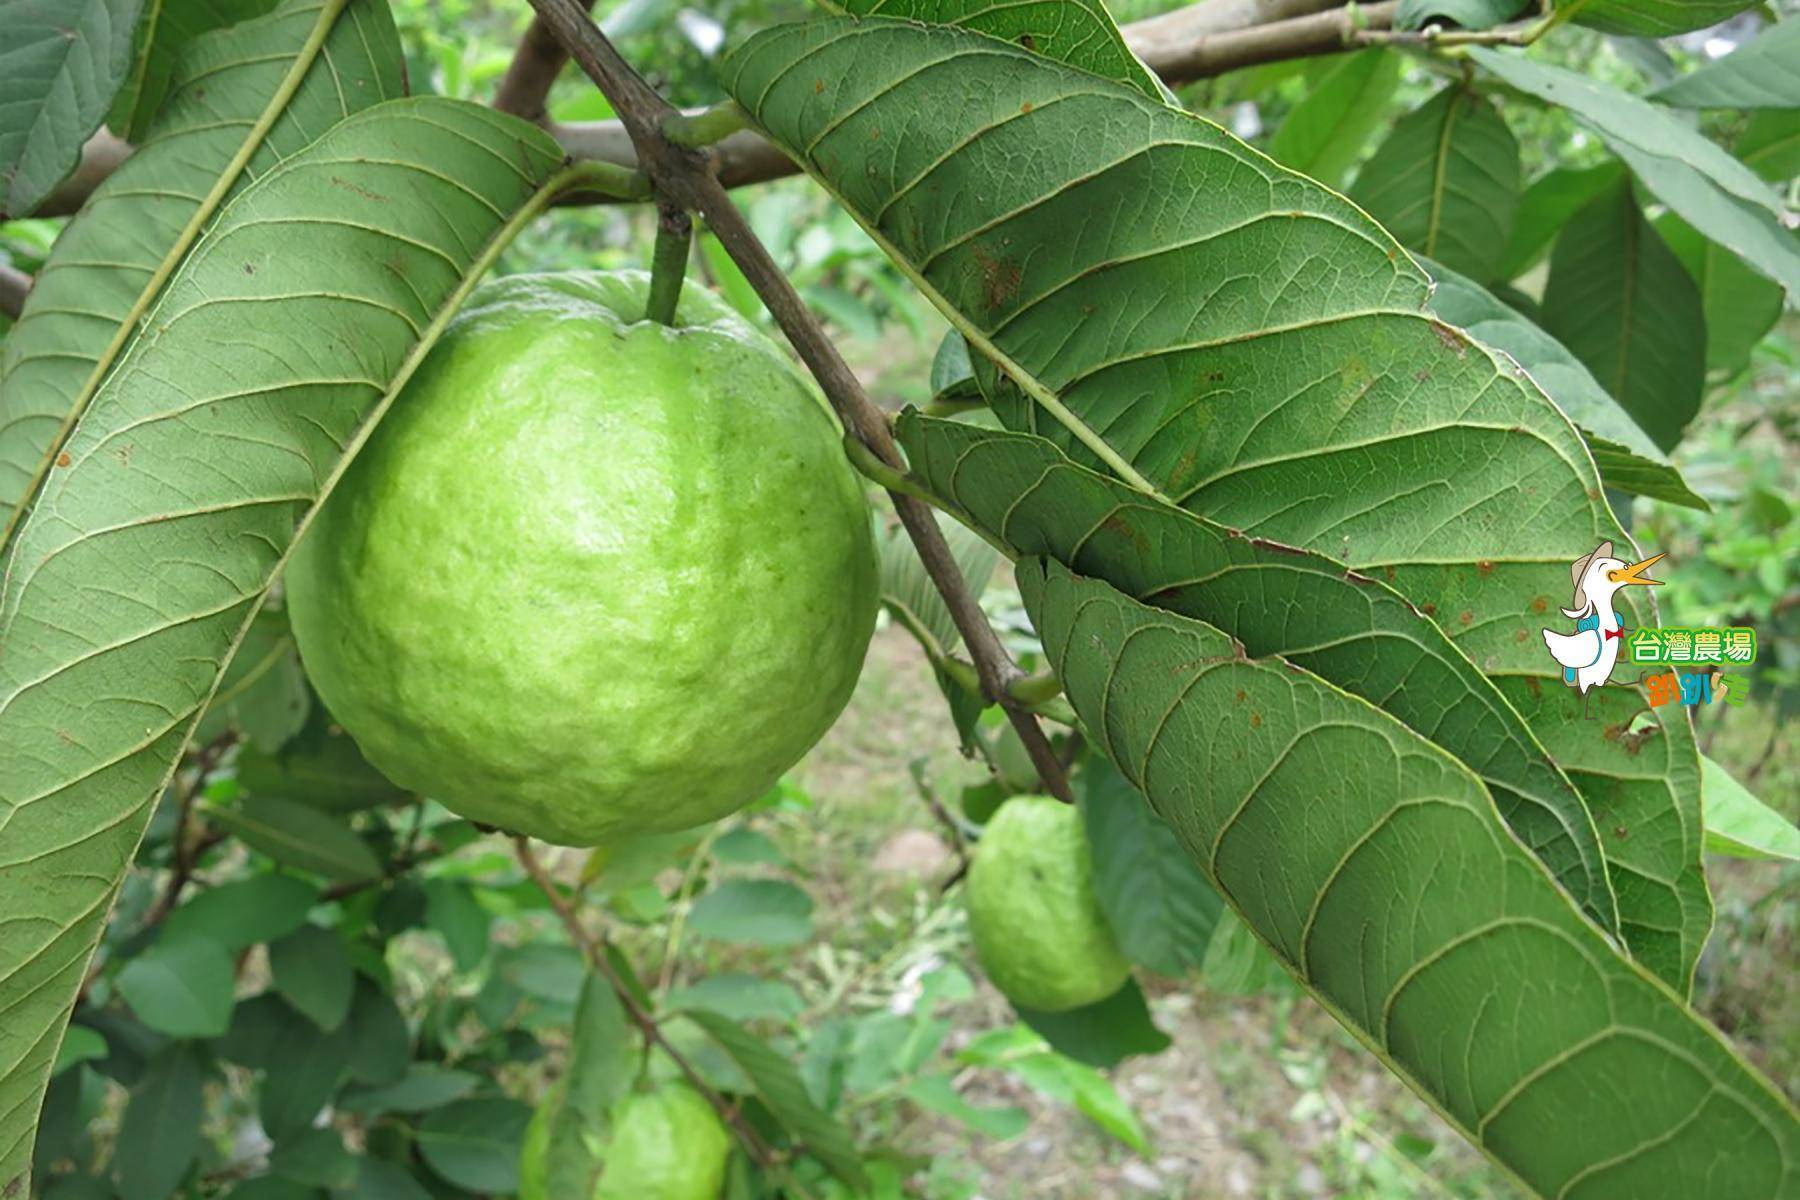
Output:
1607 553 1665 587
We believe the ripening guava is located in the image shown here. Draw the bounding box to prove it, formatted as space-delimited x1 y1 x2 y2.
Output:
965 795 1130 1012
285 270 878 845
520 1082 731 1200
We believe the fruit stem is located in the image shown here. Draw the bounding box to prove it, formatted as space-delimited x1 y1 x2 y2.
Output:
645 202 692 326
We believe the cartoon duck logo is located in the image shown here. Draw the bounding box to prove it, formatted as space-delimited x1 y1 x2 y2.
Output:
1541 540 1664 718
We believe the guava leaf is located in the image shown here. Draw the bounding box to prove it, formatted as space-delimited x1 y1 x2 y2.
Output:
831 0 1165 101
1078 753 1221 978
898 412 1622 939
681 1009 868 1191
0 97 568 1195
1558 0 1763 37
1539 177 1704 453
1701 755 1800 862
1472 47 1800 298
1268 49 1402 189
1419 256 1706 508
1397 0 1531 29
0 0 407 536
723 17 1740 1181
108 0 287 141
1022 556 1798 1200
723 15 1706 981
0 0 146 219
1657 210 1785 377
1349 83 1521 283
1653 20 1800 110
1497 160 1625 281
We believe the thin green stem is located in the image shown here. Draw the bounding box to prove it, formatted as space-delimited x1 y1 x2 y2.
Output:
661 102 749 149
645 204 692 326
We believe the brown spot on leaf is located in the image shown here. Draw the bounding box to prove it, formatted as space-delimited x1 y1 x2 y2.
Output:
970 243 1022 310
1613 825 1629 840
1249 712 1262 728
244 263 255 275
1021 100 1033 114
1421 603 1438 617
7 1173 22 1197
1019 33 1037 50
330 176 388 202
1531 595 1548 614
1234 689 1247 703
814 78 825 94
1458 610 1473 625
55 452 70 467
1515 629 1529 642
1429 320 1468 356
1477 560 1494 576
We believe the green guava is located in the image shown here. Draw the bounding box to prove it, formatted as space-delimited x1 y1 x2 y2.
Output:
965 795 1131 1012
286 270 878 845
520 1083 731 1200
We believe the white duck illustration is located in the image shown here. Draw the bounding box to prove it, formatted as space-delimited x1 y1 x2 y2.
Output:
1542 540 1664 718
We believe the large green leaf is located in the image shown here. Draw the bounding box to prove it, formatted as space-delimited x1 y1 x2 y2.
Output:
1472 48 1800 297
1268 49 1402 189
1654 20 1800 110
1658 210 1785 377
1539 179 1705 453
1496 160 1626 281
1701 755 1800 862
723 15 1710 988
1419 258 1704 507
1349 83 1521 283
0 0 146 218
681 1009 867 1191
0 0 407 536
832 0 1164 101
0 98 569 1194
898 412 1622 940
108 0 286 142
1559 0 1764 37
1021 555 1798 1199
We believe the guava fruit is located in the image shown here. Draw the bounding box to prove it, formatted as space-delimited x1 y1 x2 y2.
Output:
286 270 878 845
520 1082 731 1200
965 795 1131 1012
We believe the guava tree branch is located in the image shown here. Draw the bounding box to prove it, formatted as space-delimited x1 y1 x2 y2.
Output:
34 0 1398 218
523 0 1077 803
0 263 30 320
513 838 801 1188
493 0 597 119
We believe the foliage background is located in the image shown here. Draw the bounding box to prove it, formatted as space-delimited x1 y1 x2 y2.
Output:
2 0 1794 1197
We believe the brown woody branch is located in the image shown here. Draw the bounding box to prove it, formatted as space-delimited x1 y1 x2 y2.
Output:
0 263 31 320
525 0 1077 803
33 0 1397 218
513 838 802 1189
493 0 597 120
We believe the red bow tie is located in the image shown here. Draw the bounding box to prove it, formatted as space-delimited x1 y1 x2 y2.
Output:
1604 628 1623 641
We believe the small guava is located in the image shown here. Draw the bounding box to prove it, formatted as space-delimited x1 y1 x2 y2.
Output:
520 1082 731 1200
286 270 879 845
964 795 1131 1012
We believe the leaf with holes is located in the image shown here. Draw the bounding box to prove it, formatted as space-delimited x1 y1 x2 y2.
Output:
0 97 570 1195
